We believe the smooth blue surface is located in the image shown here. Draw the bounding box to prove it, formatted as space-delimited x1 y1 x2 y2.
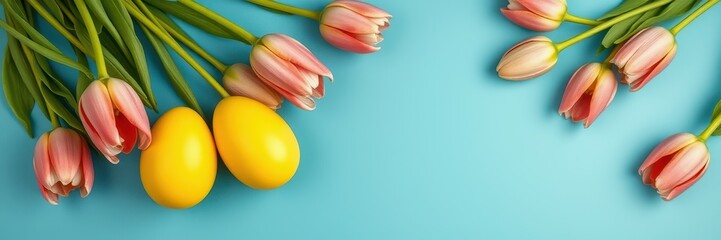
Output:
2 0 721 239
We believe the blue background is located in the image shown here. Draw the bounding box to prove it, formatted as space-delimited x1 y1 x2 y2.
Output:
2 0 721 239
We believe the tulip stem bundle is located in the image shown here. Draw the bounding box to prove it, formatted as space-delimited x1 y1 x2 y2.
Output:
671 0 721 35
246 0 322 21
555 0 672 51
122 0 230 98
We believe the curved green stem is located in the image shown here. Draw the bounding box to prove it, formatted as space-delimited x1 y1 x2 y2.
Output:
246 0 322 20
123 0 230 98
133 0 227 72
670 0 720 35
699 112 721 142
177 0 259 44
565 13 600 25
555 0 672 51
602 45 621 65
74 0 107 79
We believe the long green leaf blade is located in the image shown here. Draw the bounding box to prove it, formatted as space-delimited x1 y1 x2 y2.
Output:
2 47 35 137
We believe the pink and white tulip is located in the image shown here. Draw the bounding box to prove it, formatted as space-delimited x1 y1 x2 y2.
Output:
639 133 709 201
497 36 558 80
33 128 94 205
78 79 151 163
223 63 283 109
558 63 617 128
319 0 392 53
611 26 677 91
250 34 333 110
501 0 567 32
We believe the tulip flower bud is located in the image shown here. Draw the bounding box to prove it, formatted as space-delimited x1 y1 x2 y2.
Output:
319 0 392 54
611 26 677 91
33 128 94 205
250 34 333 110
501 0 567 32
78 79 151 163
558 63 617 128
497 36 558 80
223 63 283 109
639 133 709 201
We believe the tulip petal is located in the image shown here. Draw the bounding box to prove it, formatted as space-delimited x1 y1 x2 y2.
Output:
623 28 675 75
266 79 317 111
80 107 120 164
629 45 676 92
611 28 652 68
223 64 283 109
320 25 379 53
328 0 392 18
252 45 313 96
662 157 708 201
496 36 557 80
48 129 82 185
513 0 567 20
260 34 333 80
501 9 562 32
559 63 600 115
570 93 591 122
33 133 57 190
322 7 380 34
37 182 58 205
312 75 325 99
115 113 138 154
107 78 151 150
655 142 709 191
638 133 697 174
585 69 617 128
80 141 94 198
79 81 122 157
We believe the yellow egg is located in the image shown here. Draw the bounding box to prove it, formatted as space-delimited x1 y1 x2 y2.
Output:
140 107 217 209
213 97 300 190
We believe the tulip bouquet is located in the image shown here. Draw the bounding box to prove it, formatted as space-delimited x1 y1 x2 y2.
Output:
498 0 720 200
0 0 391 206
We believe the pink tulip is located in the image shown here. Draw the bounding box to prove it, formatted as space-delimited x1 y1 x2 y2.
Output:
501 0 567 32
319 0 392 53
497 36 558 80
639 133 709 201
250 34 333 110
558 63 617 128
223 63 283 109
33 128 94 205
78 79 151 163
611 26 677 91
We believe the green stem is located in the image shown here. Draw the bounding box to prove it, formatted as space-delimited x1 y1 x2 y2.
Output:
670 0 720 35
74 0 107 79
133 0 227 72
246 0 322 20
123 0 230 97
699 113 721 142
177 0 259 44
555 0 672 51
564 13 600 25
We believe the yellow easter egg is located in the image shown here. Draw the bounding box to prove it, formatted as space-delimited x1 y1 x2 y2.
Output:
213 97 299 190
140 107 217 208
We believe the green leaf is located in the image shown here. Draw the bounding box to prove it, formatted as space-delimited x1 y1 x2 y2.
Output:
144 0 249 44
2 47 35 137
141 25 204 117
599 0 651 20
601 14 643 48
40 0 74 29
103 0 156 108
85 0 128 55
72 46 92 99
0 18 95 80
147 5 197 45
34 54 78 110
5 20 49 119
